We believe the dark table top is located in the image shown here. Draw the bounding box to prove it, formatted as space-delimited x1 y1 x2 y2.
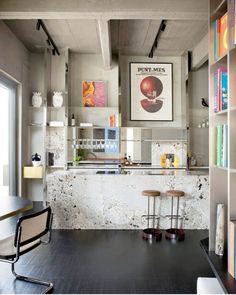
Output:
0 196 33 221
200 237 236 294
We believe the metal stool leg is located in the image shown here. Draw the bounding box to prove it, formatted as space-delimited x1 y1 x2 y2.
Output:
170 197 173 228
153 197 156 228
176 196 179 228
165 194 185 241
142 194 162 241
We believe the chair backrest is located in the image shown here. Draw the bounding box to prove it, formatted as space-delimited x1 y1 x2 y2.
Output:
14 206 52 247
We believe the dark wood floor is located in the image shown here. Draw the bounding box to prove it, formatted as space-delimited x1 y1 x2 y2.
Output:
0 227 213 294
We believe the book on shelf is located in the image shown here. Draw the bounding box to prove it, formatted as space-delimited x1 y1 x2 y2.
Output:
223 124 228 167
108 114 119 127
210 127 216 166
213 67 228 113
213 18 220 61
216 124 228 168
221 69 228 110
216 125 222 166
108 114 116 127
212 12 228 61
235 0 236 44
229 221 236 278
220 12 228 57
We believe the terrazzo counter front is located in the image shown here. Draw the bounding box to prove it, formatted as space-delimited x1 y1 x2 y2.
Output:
47 170 209 229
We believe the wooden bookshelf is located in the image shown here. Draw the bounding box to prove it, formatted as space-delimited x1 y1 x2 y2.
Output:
200 238 236 294
209 0 236 281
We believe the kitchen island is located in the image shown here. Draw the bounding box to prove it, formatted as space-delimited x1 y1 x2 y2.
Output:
47 168 209 229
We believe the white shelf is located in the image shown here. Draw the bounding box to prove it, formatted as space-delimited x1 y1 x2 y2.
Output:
68 106 118 109
29 123 44 127
210 0 227 19
211 109 228 116
210 52 227 67
46 125 65 128
121 139 187 142
46 147 64 150
28 106 45 109
47 165 64 169
68 126 116 129
47 106 65 109
212 165 228 171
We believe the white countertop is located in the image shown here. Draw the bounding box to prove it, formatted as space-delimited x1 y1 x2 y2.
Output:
47 167 209 176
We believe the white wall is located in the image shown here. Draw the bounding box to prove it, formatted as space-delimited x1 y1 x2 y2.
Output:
0 20 30 197
119 55 187 127
188 62 209 166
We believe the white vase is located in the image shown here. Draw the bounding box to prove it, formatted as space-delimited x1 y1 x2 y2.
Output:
52 92 63 107
32 92 42 107
32 160 41 167
215 203 225 256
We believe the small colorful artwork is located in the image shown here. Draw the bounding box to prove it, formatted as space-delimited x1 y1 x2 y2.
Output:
82 80 106 107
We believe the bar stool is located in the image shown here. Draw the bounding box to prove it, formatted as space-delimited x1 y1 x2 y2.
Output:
142 190 162 241
165 190 185 241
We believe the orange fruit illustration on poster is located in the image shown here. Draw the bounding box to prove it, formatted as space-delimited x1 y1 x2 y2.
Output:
139 76 163 113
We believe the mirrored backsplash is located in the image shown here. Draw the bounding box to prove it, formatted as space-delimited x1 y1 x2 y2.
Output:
65 127 188 167
151 141 187 167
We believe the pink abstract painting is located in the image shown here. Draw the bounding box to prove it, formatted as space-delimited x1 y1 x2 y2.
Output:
82 80 107 107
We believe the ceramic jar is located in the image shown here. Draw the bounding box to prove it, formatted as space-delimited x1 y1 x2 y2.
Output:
215 203 225 256
52 92 63 107
32 92 43 107
32 153 41 167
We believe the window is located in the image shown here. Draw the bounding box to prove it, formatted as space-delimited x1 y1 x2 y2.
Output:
0 76 16 196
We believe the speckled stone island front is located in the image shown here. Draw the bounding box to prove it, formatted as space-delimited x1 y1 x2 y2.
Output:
47 172 209 230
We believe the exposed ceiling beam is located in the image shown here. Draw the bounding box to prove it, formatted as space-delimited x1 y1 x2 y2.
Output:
0 0 207 20
97 20 112 70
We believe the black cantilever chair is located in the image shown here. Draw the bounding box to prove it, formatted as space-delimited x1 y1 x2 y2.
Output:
0 206 53 294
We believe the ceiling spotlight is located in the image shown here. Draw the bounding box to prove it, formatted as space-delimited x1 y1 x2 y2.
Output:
36 20 41 31
154 39 158 48
161 22 166 32
46 39 51 46
35 19 60 56
148 20 166 58
148 50 154 58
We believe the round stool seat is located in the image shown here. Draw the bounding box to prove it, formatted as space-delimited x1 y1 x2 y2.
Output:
166 190 185 197
142 190 160 197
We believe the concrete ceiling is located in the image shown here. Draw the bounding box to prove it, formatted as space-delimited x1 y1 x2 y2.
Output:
4 18 207 57
111 19 207 56
0 0 208 20
4 19 100 53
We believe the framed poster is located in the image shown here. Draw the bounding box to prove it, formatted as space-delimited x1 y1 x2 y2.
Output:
82 80 107 107
130 62 173 121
